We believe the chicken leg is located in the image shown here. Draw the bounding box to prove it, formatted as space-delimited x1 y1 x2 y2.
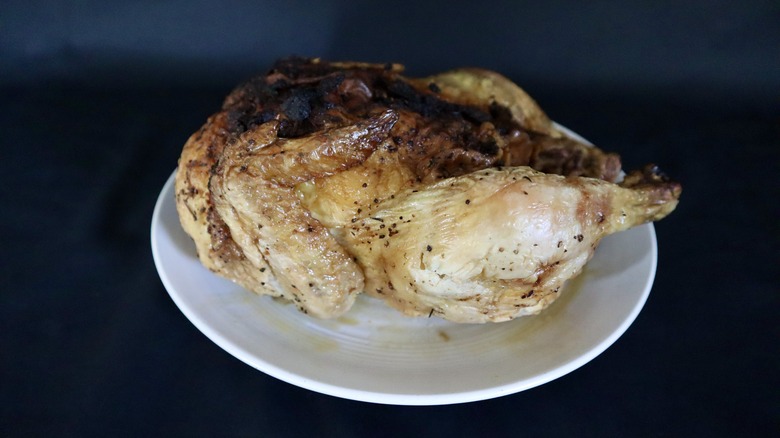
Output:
338 165 680 323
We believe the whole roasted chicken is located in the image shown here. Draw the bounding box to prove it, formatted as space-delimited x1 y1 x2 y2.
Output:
175 58 680 323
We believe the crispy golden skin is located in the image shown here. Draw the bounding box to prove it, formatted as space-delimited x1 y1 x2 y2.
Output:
175 58 678 321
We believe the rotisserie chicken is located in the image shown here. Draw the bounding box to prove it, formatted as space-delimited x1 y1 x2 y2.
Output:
175 57 680 322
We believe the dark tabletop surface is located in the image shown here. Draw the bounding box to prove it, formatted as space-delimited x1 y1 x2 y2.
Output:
1 1 777 436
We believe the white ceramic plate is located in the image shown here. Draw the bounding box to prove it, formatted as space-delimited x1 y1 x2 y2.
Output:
151 135 657 406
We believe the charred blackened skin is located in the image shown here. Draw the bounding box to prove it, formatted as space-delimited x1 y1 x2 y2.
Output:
221 57 523 151
218 57 625 187
620 164 682 204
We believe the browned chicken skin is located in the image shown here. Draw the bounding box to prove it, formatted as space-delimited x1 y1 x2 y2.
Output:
175 57 680 321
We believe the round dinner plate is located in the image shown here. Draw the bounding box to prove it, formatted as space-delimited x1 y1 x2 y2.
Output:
151 151 657 406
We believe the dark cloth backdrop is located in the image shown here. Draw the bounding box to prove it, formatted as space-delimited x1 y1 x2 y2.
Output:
1 1 777 436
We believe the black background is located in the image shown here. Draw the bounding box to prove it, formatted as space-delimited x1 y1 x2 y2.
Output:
2 1 778 436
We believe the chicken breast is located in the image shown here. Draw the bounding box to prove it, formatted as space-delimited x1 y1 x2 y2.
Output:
175 57 680 321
